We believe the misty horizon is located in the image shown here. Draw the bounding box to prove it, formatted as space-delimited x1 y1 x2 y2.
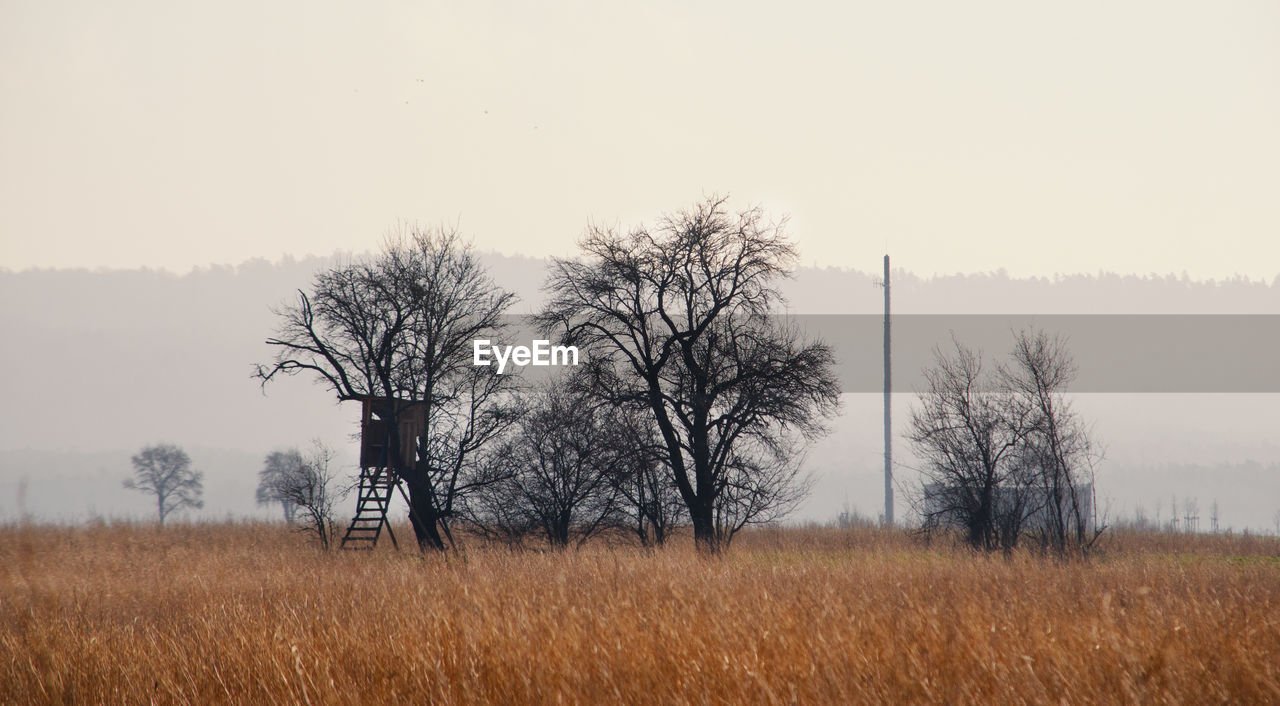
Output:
5 250 1279 288
2 255 1277 532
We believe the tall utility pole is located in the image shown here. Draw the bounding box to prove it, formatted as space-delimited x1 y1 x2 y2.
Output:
883 254 893 527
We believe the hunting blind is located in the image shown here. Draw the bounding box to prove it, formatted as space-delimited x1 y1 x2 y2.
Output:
340 396 425 550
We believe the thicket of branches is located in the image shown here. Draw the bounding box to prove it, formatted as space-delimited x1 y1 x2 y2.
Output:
257 198 840 554
256 442 341 549
462 372 690 549
250 206 1118 561
908 329 1102 556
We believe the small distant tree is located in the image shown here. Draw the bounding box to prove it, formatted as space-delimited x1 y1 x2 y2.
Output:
256 449 303 522
124 443 204 525
258 442 341 549
1182 497 1200 533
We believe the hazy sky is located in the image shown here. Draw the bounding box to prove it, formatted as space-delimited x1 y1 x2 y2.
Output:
2 1 1277 278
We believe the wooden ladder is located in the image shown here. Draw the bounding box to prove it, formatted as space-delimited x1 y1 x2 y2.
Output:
340 467 399 550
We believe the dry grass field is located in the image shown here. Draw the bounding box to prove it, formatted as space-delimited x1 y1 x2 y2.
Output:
2 523 1278 705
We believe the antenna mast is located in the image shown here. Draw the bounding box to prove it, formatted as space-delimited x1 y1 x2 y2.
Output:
883 254 893 527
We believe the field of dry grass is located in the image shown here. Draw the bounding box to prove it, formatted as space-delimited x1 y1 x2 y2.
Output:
2 522 1278 705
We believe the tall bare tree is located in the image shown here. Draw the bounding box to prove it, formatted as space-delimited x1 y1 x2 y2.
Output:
1001 329 1101 554
124 443 203 525
256 226 519 551
537 197 840 553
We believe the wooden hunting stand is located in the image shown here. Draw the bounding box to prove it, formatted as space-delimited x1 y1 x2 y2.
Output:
339 396 425 550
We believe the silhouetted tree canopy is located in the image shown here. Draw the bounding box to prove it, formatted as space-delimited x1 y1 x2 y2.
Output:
257 226 520 551
909 328 1100 554
464 374 628 549
537 196 840 552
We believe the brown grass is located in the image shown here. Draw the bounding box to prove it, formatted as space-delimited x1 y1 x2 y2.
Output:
2 522 1278 705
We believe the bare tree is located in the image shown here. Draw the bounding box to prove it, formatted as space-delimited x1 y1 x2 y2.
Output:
124 443 203 525
608 408 686 547
258 442 341 549
537 197 840 553
712 437 814 541
257 449 302 522
910 329 1102 555
465 375 626 549
257 226 520 551
908 338 1034 552
468 380 688 549
1001 329 1102 555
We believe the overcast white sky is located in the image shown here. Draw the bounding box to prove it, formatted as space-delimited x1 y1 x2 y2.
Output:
2 1 1277 278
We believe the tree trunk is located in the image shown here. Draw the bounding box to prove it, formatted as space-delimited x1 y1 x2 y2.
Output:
551 526 570 549
690 500 719 554
403 474 447 552
689 419 721 554
971 485 994 551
